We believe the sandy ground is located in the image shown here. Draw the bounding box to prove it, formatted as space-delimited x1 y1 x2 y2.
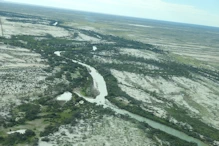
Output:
111 68 219 129
111 69 168 119
7 129 26 134
0 44 49 119
56 92 72 101
93 46 97 51
39 115 157 146
119 48 159 61
98 46 219 130
75 32 101 42
1 17 71 38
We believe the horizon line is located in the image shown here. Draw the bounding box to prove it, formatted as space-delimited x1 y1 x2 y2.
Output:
1 1 219 29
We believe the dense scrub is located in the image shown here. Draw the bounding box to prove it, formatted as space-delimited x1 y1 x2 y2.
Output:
1 129 36 146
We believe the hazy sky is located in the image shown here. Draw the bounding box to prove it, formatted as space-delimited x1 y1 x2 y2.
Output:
4 0 219 27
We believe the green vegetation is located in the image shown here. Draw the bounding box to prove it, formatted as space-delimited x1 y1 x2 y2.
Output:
40 125 59 137
167 106 219 142
98 67 219 142
17 104 40 120
1 129 36 146
96 66 219 142
1 14 218 145
0 32 199 145
149 128 197 146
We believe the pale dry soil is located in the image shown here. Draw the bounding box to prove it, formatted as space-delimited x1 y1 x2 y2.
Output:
94 48 219 131
39 115 158 146
118 48 160 61
0 44 49 119
91 21 219 68
75 32 101 42
1 17 70 38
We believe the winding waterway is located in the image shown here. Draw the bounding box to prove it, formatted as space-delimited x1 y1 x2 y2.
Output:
54 51 208 146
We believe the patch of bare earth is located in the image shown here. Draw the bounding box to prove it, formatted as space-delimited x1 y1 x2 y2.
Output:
0 44 50 119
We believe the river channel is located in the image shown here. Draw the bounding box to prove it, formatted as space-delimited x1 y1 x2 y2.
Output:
54 51 208 146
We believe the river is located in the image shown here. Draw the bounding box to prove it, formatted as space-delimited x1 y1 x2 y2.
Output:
54 51 208 146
